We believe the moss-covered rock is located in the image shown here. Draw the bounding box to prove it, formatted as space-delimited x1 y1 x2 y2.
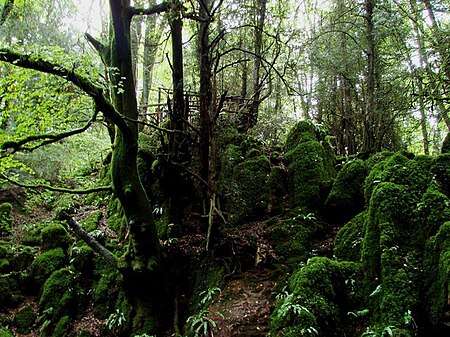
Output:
21 223 45 246
270 257 361 336
92 263 120 319
80 210 103 232
28 247 66 291
334 211 366 262
0 202 13 236
431 153 450 197
71 245 94 273
441 132 450 154
41 223 72 252
227 155 271 225
267 166 288 213
423 221 450 331
0 274 20 309
53 315 71 337
14 305 36 334
325 159 367 223
285 140 335 210
39 268 77 323
285 120 318 153
0 327 13 337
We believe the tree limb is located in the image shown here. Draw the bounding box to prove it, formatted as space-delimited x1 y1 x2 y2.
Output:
0 48 130 137
129 2 171 16
1 110 100 154
0 173 112 195
60 211 118 269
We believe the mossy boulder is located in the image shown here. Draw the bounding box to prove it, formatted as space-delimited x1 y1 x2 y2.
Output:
70 245 94 273
270 257 361 336
334 211 366 262
92 265 120 319
53 315 71 337
325 159 367 223
41 223 72 252
22 223 45 246
14 305 36 334
431 153 450 197
39 268 77 324
285 120 318 152
227 155 271 225
80 211 103 232
423 221 450 331
0 202 13 236
285 140 335 210
267 166 288 213
441 132 450 153
0 327 13 337
28 247 66 291
0 274 20 309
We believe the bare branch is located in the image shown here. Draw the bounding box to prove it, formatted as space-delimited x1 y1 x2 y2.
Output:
0 48 130 137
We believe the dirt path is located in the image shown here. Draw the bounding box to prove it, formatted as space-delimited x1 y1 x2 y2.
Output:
209 268 276 337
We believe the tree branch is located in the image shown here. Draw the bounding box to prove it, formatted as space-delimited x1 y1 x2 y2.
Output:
0 173 112 195
0 48 130 137
129 2 171 16
1 110 100 154
60 211 118 269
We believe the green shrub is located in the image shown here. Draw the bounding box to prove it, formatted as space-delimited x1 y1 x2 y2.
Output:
0 327 13 337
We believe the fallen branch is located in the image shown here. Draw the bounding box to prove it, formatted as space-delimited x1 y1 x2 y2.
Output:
60 211 118 269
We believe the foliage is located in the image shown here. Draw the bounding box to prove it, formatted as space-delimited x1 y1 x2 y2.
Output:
105 309 126 334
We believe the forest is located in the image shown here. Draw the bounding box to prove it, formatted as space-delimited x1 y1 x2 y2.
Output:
0 0 449 336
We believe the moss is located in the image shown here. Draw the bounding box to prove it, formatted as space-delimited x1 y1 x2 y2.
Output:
270 257 361 336
39 267 77 322
77 330 92 337
0 327 13 337
11 245 36 272
285 140 335 210
285 120 318 152
70 245 94 273
0 202 13 236
80 210 103 232
365 151 394 170
29 247 66 290
325 159 367 223
245 147 262 158
431 153 450 197
53 315 71 337
93 267 120 319
267 166 288 213
334 211 366 262
423 221 450 330
22 223 45 246
0 274 19 309
227 155 271 225
364 152 432 204
14 305 36 334
41 223 72 252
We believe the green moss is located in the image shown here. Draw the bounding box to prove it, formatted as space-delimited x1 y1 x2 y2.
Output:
431 153 450 197
268 166 288 213
70 245 94 273
334 212 366 262
0 202 13 236
29 247 66 290
0 327 13 337
227 155 271 225
285 120 318 152
80 211 103 232
53 315 71 337
270 257 361 336
11 245 36 272
285 140 335 210
325 159 367 223
423 221 450 330
365 151 394 170
39 268 77 322
93 268 120 319
22 223 45 246
14 305 36 334
76 330 92 337
0 274 19 309
41 223 72 252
